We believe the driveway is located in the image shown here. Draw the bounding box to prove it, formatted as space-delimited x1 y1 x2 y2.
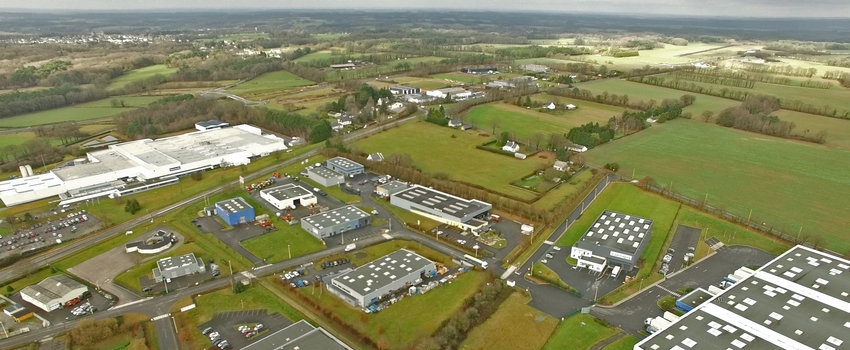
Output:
664 225 701 274
591 245 776 336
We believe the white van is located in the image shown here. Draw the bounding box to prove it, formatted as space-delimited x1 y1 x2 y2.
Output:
345 243 356 252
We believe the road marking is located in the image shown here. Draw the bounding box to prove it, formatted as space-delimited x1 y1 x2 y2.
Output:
656 285 681 298
543 240 554 245
382 233 393 240
151 313 171 321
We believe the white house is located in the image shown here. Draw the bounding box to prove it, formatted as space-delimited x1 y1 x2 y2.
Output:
339 116 353 126
553 160 568 172
367 153 384 162
331 122 344 131
389 102 404 111
502 141 519 153
448 118 463 128
569 145 588 153
566 104 577 110
545 102 556 110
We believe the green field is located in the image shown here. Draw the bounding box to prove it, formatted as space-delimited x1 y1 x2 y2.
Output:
772 110 850 149
586 119 850 252
431 73 486 84
654 72 850 112
0 96 163 127
580 79 740 114
676 207 789 255
292 50 362 63
393 76 450 90
312 33 349 41
108 65 178 90
533 170 597 210
464 101 626 141
604 336 640 350
460 292 558 350
543 314 619 350
292 270 488 350
241 226 326 263
353 121 550 200
227 71 314 95
0 131 60 148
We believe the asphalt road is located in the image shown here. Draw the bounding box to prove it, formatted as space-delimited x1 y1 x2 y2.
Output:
154 317 179 350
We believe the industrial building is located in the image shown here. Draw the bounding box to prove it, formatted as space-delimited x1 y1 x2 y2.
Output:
636 245 850 350
20 275 88 312
389 86 421 95
326 157 364 177
569 210 652 272
260 183 317 210
390 185 491 233
215 197 255 225
241 320 352 350
307 166 345 187
461 67 497 74
0 124 288 207
328 249 436 308
675 287 713 313
194 119 230 131
3 303 33 322
152 253 206 283
376 181 409 198
425 87 472 100
301 205 371 239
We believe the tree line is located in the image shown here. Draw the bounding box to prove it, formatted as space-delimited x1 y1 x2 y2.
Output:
740 64 818 78
678 68 833 89
628 75 850 119
714 95 827 144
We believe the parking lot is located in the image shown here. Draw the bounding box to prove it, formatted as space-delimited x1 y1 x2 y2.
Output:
0 206 101 260
198 309 291 350
591 245 776 336
661 225 701 275
534 244 625 301
10 287 115 325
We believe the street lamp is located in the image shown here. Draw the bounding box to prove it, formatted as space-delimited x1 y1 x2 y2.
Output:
473 244 480 257
435 231 441 241
0 321 7 338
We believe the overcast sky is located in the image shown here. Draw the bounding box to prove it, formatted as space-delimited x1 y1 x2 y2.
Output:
5 0 850 18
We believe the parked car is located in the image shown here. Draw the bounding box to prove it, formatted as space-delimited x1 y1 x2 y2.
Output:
540 259 548 264
545 254 554 259
551 246 561 251
201 327 213 335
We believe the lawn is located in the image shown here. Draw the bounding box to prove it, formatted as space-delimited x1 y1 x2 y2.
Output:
240 225 326 263
603 336 640 350
227 71 315 95
531 262 576 292
374 199 442 232
676 207 790 255
292 270 488 350
533 170 597 210
654 72 850 112
543 314 619 350
108 65 178 90
464 102 626 141
176 285 304 349
586 119 850 253
353 121 550 200
460 292 558 350
0 96 163 127
579 79 740 115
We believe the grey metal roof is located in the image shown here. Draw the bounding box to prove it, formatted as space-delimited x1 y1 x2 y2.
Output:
332 249 434 296
378 181 408 194
156 253 203 279
21 275 86 305
637 245 850 350
392 185 491 220
308 166 344 180
195 119 229 128
301 206 369 230
327 157 364 172
261 183 313 201
215 197 252 214
678 288 713 309
578 210 653 255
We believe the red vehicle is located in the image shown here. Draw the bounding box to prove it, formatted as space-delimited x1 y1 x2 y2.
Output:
64 297 81 307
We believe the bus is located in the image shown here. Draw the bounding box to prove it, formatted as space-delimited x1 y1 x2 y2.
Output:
463 254 488 269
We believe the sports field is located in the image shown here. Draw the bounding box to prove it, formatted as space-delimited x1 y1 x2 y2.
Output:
464 102 625 141
227 71 314 95
0 96 162 127
579 79 739 114
653 72 850 112
460 292 558 350
586 119 850 252
353 121 550 200
108 64 178 89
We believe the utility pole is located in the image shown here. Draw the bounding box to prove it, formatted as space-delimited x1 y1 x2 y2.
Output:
288 245 291 260
229 260 233 289
797 226 803 242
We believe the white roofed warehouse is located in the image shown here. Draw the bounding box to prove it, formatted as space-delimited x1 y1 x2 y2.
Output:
260 183 317 210
301 205 371 239
327 249 437 308
635 245 850 350
390 185 492 233
569 210 653 272
20 275 88 312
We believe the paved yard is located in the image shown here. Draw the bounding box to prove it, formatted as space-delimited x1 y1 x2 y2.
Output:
10 288 115 325
198 309 291 350
194 216 267 265
590 245 776 336
665 225 701 274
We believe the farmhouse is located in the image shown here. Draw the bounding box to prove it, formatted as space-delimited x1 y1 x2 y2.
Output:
448 118 463 128
390 185 492 232
20 275 88 312
0 124 288 207
568 144 588 153
153 253 206 283
389 85 421 95
566 104 577 110
307 166 345 187
327 249 437 308
215 197 255 225
194 119 230 131
326 157 364 176
300 205 371 239
376 180 409 197
570 210 653 271
553 160 568 172
367 153 384 162
339 116 353 126
502 141 520 153
331 122 344 131
545 102 556 110
260 183 317 210
242 320 352 350
636 245 850 350
425 87 471 100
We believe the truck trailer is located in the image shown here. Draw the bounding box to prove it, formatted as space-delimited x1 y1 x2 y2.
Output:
644 317 672 334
